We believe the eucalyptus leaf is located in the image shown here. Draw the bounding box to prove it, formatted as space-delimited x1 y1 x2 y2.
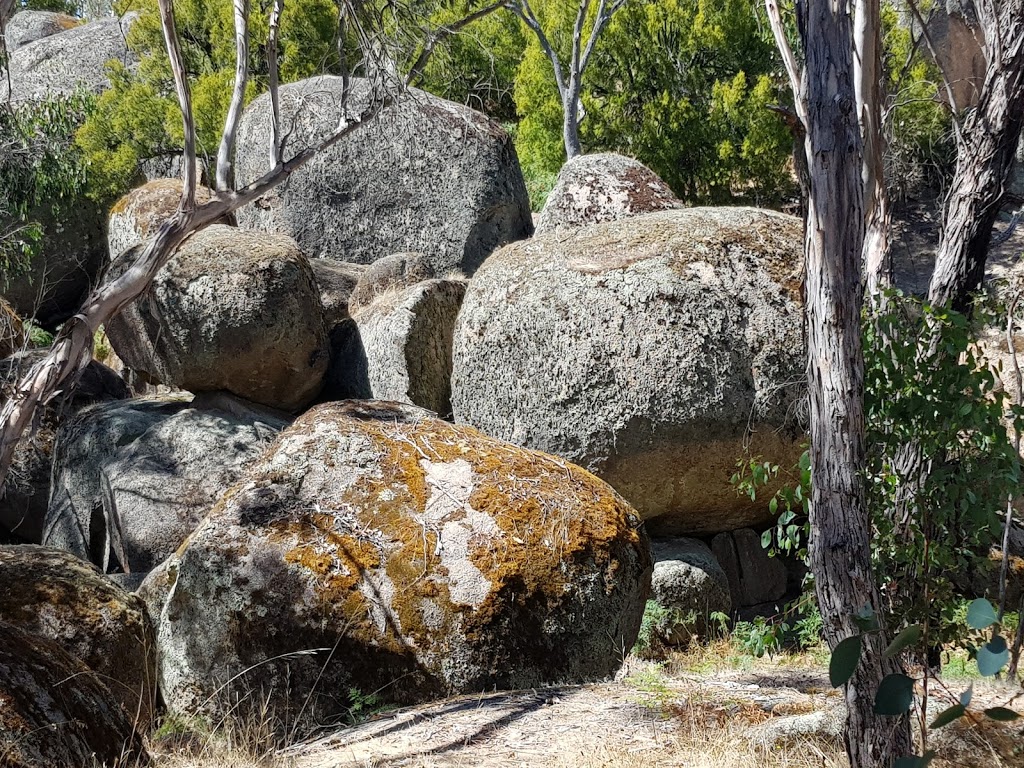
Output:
959 685 973 708
829 635 863 688
929 704 965 729
883 625 923 659
965 598 997 630
874 674 915 716
983 707 1021 721
977 642 1010 677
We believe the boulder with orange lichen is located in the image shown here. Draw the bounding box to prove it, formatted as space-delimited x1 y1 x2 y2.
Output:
452 207 806 536
146 400 651 733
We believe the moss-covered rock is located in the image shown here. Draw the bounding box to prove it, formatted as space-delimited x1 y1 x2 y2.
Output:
107 178 219 261
149 400 650 733
0 546 157 731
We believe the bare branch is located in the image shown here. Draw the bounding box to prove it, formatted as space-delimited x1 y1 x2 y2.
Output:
764 0 807 127
579 0 626 75
267 0 284 165
904 0 962 117
406 0 506 87
216 0 251 190
158 0 197 209
504 0 568 98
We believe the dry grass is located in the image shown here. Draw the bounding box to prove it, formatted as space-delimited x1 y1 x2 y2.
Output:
146 648 1024 768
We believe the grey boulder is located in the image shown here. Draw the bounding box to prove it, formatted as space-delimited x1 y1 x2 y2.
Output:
234 76 533 275
107 178 220 260
310 259 366 330
348 251 435 313
44 393 288 574
1 352 129 544
452 207 807 536
147 400 650 732
3 10 79 51
0 621 147 768
326 279 466 416
535 152 683 236
0 14 137 103
104 225 330 411
711 528 788 607
0 546 157 728
650 538 732 644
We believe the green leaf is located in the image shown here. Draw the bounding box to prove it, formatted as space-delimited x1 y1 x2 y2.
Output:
799 450 811 471
883 625 923 659
893 751 936 768
977 640 1010 677
829 635 863 687
854 604 879 633
874 674 915 716
983 707 1021 721
966 598 997 630
761 529 772 548
929 704 965 729
959 685 973 708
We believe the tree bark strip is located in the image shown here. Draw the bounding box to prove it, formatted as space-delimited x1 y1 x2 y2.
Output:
800 0 912 763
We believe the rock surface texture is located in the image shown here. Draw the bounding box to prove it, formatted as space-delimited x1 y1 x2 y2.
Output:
310 259 366 330
711 529 788 607
0 14 137 102
234 76 533 274
1 353 129 543
348 252 436 313
107 178 219 260
452 207 806 536
534 152 683 236
3 10 79 51
148 401 651 731
650 538 732 643
326 279 466 415
0 546 157 727
45 393 288 573
104 225 329 410
0 621 147 768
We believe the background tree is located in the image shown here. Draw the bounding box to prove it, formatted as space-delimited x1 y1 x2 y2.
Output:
513 0 794 204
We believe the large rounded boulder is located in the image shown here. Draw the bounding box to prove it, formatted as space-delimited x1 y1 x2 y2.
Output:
105 225 329 410
107 178 219 260
326 279 466 416
0 546 157 728
535 152 683 236
0 621 148 768
234 76 534 275
45 393 289 574
0 14 137 102
649 538 732 644
149 400 650 732
3 10 79 52
452 207 806 536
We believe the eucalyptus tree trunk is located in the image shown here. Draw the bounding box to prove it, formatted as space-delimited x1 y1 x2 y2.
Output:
801 0 912 763
928 0 1024 312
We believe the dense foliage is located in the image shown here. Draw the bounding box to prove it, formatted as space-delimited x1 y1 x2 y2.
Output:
512 0 794 204
75 0 342 200
0 93 95 287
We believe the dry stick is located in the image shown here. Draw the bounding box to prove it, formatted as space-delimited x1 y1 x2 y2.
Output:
999 293 1023 625
405 0 506 87
266 0 284 166
764 0 807 127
